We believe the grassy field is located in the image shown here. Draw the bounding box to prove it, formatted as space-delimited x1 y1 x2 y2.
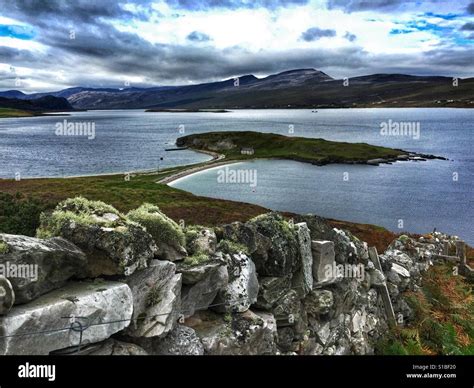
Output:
0 171 266 233
177 131 405 164
0 107 36 118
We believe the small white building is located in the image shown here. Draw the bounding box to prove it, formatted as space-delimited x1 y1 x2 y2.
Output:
240 147 255 155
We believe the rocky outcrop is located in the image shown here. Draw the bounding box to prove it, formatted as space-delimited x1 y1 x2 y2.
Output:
0 281 133 355
127 203 187 262
0 233 87 303
181 258 228 317
37 198 157 277
223 213 299 277
185 226 217 256
213 252 258 313
124 260 182 338
0 198 464 356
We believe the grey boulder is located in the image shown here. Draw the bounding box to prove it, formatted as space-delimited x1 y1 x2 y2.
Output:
0 281 133 355
213 253 258 313
125 261 182 338
0 234 87 304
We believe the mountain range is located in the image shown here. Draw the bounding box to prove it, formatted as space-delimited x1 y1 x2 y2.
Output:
0 68 473 110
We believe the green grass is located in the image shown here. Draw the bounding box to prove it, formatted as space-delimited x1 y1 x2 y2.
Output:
0 108 35 118
36 197 127 238
217 239 249 255
376 264 474 355
183 252 211 266
127 203 186 247
177 131 405 164
0 173 267 236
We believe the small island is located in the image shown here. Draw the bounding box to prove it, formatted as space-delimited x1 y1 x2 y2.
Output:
176 131 442 166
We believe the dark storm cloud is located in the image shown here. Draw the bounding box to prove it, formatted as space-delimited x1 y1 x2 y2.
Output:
0 0 153 25
468 2 474 14
0 46 38 64
187 31 211 42
301 27 336 41
461 22 474 30
164 0 309 11
0 0 472 92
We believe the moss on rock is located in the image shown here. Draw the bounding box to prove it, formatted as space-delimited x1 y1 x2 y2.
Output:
217 239 249 255
36 197 126 239
0 240 9 254
184 252 211 266
127 203 185 247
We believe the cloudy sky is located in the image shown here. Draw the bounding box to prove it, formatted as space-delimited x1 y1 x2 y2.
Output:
0 0 473 92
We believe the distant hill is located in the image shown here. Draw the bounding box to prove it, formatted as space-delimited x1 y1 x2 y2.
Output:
0 68 472 109
0 96 74 112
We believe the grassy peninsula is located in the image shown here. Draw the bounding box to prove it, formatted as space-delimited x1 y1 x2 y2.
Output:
176 131 407 165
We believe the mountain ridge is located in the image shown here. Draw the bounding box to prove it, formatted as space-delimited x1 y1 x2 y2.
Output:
1 68 473 109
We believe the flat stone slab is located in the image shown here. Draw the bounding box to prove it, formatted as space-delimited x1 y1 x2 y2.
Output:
311 240 336 283
0 281 133 355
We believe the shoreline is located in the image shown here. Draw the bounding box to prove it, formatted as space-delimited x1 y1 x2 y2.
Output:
159 151 447 185
1 148 445 183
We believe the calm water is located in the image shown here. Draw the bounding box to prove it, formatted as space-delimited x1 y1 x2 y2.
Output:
1 109 472 242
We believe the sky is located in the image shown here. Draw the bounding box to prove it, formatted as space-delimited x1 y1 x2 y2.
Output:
0 0 473 92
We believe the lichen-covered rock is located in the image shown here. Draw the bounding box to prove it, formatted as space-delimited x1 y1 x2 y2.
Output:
297 216 363 264
272 289 308 350
139 325 205 355
330 228 358 264
0 233 87 304
185 226 216 256
176 254 224 285
37 197 157 277
125 260 181 338
304 290 334 315
213 252 258 313
0 281 133 355
181 263 228 317
255 276 291 310
0 276 14 315
223 213 299 277
222 222 271 265
127 203 187 261
189 310 277 355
